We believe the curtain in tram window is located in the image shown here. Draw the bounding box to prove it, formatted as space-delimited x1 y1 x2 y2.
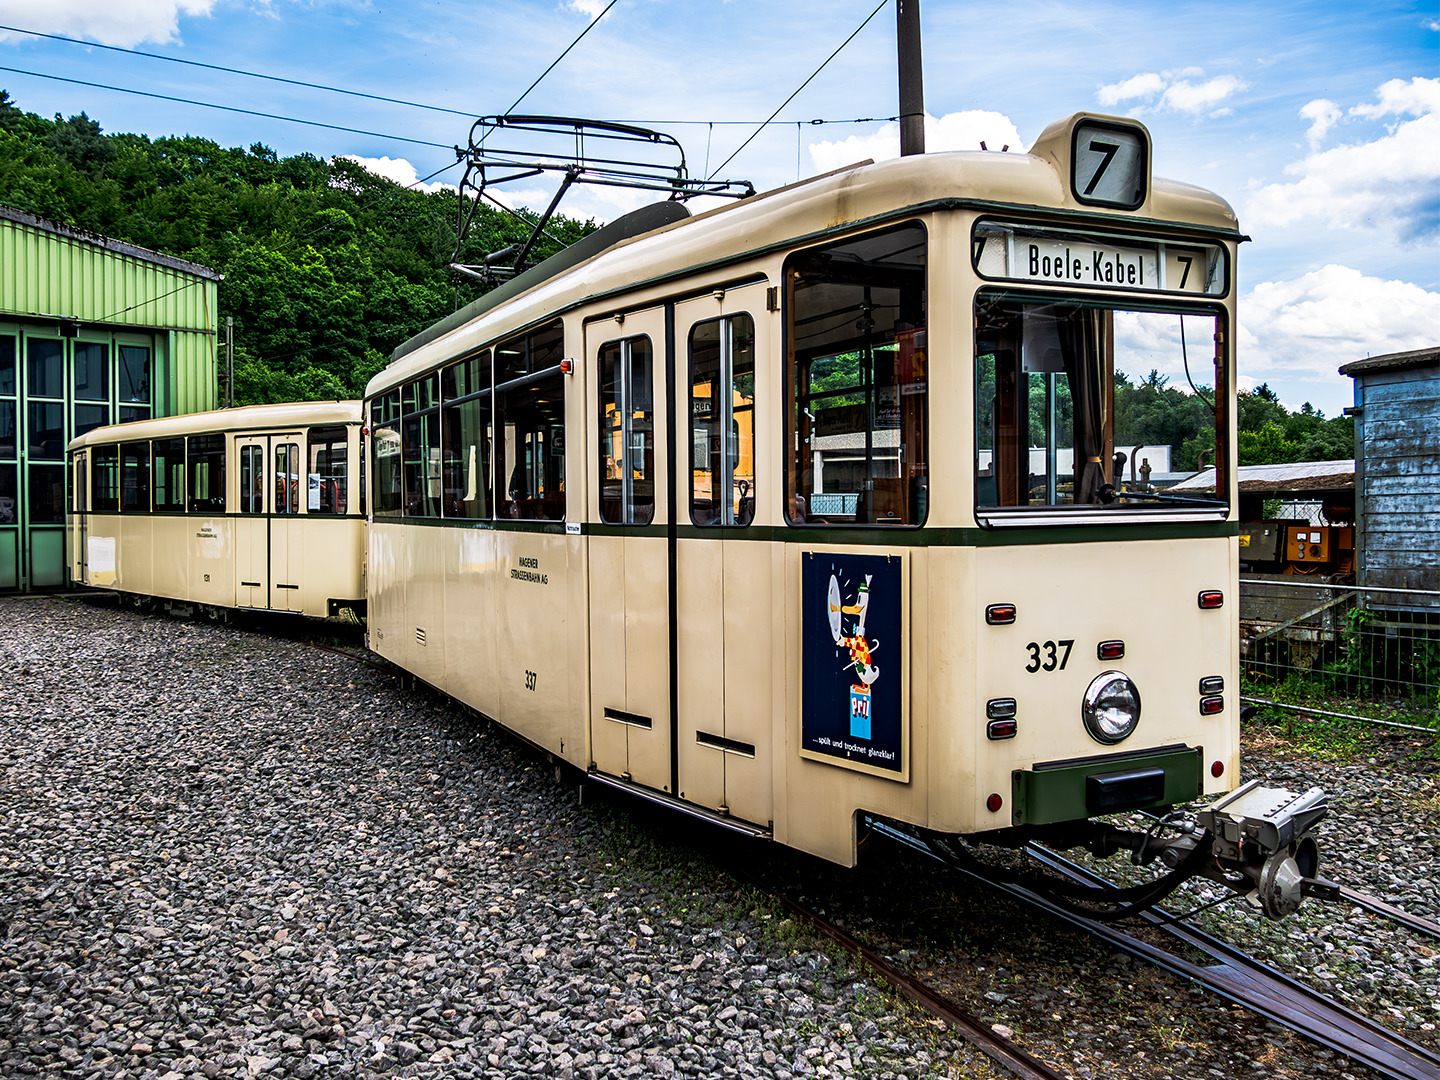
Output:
1061 308 1110 504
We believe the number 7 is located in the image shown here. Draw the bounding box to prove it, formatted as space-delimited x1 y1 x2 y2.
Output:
1058 639 1074 670
1083 140 1119 196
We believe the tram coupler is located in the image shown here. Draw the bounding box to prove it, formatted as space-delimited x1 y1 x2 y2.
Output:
1195 779 1328 919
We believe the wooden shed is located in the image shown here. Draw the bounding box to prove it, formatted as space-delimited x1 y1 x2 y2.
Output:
1339 346 1440 599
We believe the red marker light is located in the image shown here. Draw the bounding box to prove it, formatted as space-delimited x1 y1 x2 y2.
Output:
986 604 1016 625
1198 590 1224 609
1200 696 1225 716
986 793 1004 813
1211 760 1225 778
1097 640 1125 661
986 719 1017 740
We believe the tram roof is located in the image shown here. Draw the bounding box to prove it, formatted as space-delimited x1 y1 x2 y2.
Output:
67 400 363 450
372 113 1240 397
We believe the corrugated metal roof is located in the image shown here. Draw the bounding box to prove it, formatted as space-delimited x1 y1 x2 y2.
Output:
0 204 222 281
1169 459 1355 493
1338 346 1439 377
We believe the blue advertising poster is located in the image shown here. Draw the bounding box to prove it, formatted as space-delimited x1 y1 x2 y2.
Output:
801 552 902 774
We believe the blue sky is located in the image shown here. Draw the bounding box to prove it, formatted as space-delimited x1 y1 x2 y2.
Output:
0 0 1435 417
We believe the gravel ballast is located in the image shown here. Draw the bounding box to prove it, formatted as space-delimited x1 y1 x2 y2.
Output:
3 594 1438 1080
0 596 991 1080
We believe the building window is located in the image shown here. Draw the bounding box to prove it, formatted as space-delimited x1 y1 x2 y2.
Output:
118 345 151 423
599 335 654 525
27 339 63 400
27 402 65 460
28 464 64 524
786 222 928 526
690 314 755 526
74 342 109 403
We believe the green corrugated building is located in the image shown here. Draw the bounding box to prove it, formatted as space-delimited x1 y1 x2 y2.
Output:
0 205 222 590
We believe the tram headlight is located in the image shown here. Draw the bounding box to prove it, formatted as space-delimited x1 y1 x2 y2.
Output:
1082 671 1141 744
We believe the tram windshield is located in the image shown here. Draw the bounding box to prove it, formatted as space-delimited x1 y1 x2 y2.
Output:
975 292 1228 518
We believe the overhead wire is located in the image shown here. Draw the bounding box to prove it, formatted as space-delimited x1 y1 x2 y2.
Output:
706 0 889 180
0 23 475 118
0 66 455 149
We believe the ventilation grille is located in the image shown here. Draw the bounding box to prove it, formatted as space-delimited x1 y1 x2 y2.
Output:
415 627 427 646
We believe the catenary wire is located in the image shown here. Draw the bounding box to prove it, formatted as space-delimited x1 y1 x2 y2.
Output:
0 24 474 118
706 0 888 180
0 66 454 149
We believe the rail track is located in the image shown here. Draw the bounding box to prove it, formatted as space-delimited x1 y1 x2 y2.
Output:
855 815 1440 1080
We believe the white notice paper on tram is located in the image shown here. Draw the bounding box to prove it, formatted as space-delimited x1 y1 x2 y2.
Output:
88 536 116 585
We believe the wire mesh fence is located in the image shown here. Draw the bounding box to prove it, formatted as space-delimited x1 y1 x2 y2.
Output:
1240 578 1440 732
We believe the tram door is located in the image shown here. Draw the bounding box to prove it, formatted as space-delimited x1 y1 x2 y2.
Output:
234 433 305 611
69 449 87 584
673 286 774 828
586 307 673 792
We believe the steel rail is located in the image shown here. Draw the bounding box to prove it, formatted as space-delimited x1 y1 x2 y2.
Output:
767 890 1070 1080
1327 881 1440 942
1019 845 1440 1080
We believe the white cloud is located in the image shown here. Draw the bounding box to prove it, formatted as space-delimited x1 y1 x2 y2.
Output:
1238 266 1440 393
0 0 214 48
343 155 457 195
1096 72 1165 107
1094 69 1246 117
1246 78 1439 242
1299 98 1341 146
562 0 610 17
808 110 1024 174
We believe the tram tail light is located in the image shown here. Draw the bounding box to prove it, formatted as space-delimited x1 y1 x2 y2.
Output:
986 604 1016 625
1097 640 1125 661
1200 696 1225 716
986 793 1004 813
986 719 1017 740
1198 590 1224 609
1211 760 1225 778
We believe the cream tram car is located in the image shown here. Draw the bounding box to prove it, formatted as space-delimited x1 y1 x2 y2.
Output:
367 113 1325 917
67 401 366 620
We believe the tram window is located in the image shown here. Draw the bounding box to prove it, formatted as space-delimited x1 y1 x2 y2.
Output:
121 442 150 512
307 426 348 515
153 438 185 513
92 445 119 513
690 315 755 526
496 322 566 521
442 354 493 520
786 223 928 526
187 434 226 512
599 335 654 525
974 293 1228 514
402 407 441 518
371 399 403 517
275 443 300 514
240 445 266 514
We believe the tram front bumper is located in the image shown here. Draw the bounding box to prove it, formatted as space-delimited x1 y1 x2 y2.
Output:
1011 745 1203 826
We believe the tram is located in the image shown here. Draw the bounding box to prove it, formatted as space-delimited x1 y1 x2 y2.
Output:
66 401 366 620
357 111 1324 918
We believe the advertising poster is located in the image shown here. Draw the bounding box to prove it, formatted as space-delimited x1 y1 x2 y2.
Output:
801 552 903 775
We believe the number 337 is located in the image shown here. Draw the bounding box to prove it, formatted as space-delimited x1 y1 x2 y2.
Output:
1026 639 1074 673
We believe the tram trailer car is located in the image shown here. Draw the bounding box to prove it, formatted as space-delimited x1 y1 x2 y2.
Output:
66 402 366 620
359 112 1324 919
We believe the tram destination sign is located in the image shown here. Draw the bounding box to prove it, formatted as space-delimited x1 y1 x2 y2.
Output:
973 222 1225 296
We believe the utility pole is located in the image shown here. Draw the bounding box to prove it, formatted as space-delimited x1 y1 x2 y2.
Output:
225 316 234 408
897 0 925 156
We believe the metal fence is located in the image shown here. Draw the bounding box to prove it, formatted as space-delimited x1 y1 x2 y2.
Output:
1239 577 1440 732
